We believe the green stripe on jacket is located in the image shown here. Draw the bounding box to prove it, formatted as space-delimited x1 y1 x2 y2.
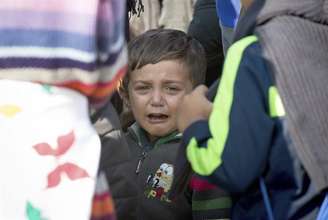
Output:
192 197 232 211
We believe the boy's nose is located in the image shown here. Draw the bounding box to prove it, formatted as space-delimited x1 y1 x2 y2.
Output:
150 90 164 106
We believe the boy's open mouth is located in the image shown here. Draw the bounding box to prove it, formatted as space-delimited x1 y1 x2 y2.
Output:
147 113 169 122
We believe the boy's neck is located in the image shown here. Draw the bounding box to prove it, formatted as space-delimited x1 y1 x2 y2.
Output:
130 123 181 149
147 134 160 144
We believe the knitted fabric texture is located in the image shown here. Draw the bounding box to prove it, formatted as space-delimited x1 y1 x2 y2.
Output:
0 0 127 104
256 0 328 192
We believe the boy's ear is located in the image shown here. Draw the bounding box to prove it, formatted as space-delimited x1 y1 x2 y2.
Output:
118 87 131 108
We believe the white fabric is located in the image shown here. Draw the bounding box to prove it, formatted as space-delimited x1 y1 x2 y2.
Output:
0 80 100 220
159 0 194 32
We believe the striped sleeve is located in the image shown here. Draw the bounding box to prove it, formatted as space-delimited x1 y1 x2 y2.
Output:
91 172 116 220
182 36 275 193
0 0 127 104
190 175 231 219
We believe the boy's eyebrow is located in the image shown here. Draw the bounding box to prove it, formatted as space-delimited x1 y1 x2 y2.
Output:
132 80 185 84
131 80 151 84
162 80 185 84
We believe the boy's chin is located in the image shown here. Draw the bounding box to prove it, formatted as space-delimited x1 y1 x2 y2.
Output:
146 128 177 139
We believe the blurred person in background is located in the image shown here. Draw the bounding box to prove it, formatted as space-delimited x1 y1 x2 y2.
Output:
188 0 224 86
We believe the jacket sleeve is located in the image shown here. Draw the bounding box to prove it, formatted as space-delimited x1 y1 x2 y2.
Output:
190 174 231 219
182 36 275 193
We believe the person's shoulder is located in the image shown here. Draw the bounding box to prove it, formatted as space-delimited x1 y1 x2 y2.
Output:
225 36 273 95
229 36 267 75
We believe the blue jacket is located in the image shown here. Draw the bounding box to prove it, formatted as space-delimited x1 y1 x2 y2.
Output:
181 36 323 219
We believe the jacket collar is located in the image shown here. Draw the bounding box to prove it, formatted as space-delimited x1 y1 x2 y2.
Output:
128 122 181 150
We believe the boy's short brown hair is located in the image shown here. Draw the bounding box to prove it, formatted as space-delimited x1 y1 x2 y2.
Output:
121 29 206 92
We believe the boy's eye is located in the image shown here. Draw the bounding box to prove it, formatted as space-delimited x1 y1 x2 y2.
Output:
135 85 151 91
165 86 181 93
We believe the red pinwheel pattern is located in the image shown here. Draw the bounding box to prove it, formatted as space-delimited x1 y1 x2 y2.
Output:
33 131 74 157
33 130 90 188
47 163 90 188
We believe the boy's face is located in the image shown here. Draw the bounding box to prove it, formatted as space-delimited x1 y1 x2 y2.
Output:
127 60 193 141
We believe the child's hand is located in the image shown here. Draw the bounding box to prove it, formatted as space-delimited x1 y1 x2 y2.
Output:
177 85 213 132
